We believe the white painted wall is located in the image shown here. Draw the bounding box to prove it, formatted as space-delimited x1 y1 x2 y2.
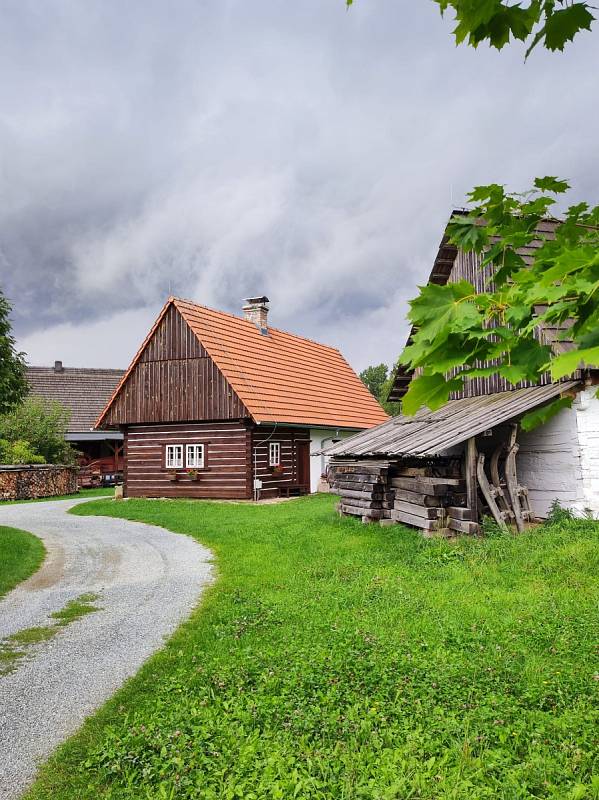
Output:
573 387 599 514
309 428 357 493
517 387 599 518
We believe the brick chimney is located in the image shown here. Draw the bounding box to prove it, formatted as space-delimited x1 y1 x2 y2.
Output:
54 360 64 373
242 296 269 334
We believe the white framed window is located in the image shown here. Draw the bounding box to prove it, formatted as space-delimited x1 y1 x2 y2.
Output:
165 444 183 469
269 442 281 467
186 443 205 469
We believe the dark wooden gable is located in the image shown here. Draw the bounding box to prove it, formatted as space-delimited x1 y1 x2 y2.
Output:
102 304 250 426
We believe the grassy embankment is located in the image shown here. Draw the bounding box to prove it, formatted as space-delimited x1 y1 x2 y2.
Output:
25 494 599 799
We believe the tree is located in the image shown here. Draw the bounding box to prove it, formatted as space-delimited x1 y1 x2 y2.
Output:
0 289 27 415
399 177 599 428
0 397 77 465
346 1 595 56
360 363 402 415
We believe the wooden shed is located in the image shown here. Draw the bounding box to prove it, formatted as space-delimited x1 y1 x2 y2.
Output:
95 296 388 499
324 217 599 533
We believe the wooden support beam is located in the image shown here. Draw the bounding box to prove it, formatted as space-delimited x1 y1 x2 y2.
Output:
465 437 478 521
477 453 509 531
448 518 480 535
394 501 445 520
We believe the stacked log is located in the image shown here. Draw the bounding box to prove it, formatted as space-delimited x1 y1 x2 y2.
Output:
390 472 476 537
328 460 395 523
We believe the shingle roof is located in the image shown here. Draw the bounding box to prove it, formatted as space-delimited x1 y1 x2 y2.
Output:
97 297 388 430
27 366 125 433
323 381 580 458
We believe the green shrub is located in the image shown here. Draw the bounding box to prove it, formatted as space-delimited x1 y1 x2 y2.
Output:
0 438 46 464
0 398 76 465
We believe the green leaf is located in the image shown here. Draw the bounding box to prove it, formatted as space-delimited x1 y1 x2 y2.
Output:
549 346 599 380
533 176 570 194
520 396 573 432
543 4 594 52
401 374 463 416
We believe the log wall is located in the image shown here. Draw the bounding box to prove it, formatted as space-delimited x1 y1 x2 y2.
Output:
252 426 310 497
124 421 252 499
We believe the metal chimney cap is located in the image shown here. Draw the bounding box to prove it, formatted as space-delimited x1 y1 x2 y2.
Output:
243 295 269 306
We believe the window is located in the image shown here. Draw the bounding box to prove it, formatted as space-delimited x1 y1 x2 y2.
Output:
186 443 205 469
269 442 281 467
165 444 183 469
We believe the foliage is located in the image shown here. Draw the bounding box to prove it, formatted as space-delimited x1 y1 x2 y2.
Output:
359 362 401 415
0 289 28 415
0 526 45 599
346 1 595 56
0 398 77 465
400 178 599 427
0 439 46 465
26 494 599 799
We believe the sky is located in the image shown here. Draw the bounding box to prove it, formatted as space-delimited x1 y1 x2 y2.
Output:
1 0 598 373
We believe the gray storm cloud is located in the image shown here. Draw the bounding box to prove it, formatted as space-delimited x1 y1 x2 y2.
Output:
0 0 597 370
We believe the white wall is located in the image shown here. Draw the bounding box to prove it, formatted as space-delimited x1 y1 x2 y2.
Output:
518 405 583 518
309 428 356 493
573 387 599 514
517 387 599 518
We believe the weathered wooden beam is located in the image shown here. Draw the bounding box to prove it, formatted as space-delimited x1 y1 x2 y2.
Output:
448 517 480 535
393 488 444 507
390 510 443 530
391 477 452 496
465 437 478 520
477 453 509 531
340 503 383 519
445 506 475 521
340 488 384 501
394 500 445 520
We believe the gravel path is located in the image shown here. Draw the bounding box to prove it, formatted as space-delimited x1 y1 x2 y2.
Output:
0 498 213 800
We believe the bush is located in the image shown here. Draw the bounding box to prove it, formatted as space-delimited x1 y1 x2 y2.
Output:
0 398 77 465
0 438 46 464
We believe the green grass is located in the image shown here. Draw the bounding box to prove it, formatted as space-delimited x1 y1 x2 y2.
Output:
0 487 114 505
25 495 599 800
0 593 102 675
0 526 45 598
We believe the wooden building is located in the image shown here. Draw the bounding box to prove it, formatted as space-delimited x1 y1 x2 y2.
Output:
324 217 599 533
27 362 125 484
96 296 387 499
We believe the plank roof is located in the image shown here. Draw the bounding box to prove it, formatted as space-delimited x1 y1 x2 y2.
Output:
97 297 388 430
27 366 125 433
323 381 580 458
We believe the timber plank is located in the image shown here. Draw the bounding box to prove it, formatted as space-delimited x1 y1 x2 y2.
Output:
394 501 445 520
448 517 480 535
390 510 443 530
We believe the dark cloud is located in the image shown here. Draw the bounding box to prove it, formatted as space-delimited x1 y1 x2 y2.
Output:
1 0 597 370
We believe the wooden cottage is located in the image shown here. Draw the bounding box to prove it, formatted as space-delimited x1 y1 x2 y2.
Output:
324 219 599 533
27 362 125 485
95 296 387 499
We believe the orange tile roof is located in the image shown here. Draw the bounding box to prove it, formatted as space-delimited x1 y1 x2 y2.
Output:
97 297 388 430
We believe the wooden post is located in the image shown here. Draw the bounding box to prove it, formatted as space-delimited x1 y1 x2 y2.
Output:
465 437 478 520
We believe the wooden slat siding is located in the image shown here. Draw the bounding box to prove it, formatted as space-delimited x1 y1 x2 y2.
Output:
447 249 577 400
124 421 252 499
103 306 249 426
252 426 310 494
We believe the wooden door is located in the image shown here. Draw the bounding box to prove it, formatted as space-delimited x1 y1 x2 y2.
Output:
296 440 310 490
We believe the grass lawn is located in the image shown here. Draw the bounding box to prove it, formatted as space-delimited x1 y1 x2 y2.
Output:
0 486 114 505
0 526 45 598
26 495 598 799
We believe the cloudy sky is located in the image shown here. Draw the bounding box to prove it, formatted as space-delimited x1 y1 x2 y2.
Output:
1 0 597 373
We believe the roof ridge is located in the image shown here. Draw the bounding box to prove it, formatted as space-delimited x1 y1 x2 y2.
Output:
171 296 342 354
27 366 125 373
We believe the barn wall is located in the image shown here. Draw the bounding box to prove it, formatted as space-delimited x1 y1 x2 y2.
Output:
252 426 310 497
103 305 248 426
124 421 252 499
517 406 584 518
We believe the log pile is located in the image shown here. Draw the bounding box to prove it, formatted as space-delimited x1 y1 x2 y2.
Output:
0 465 78 501
390 468 477 537
328 460 395 523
